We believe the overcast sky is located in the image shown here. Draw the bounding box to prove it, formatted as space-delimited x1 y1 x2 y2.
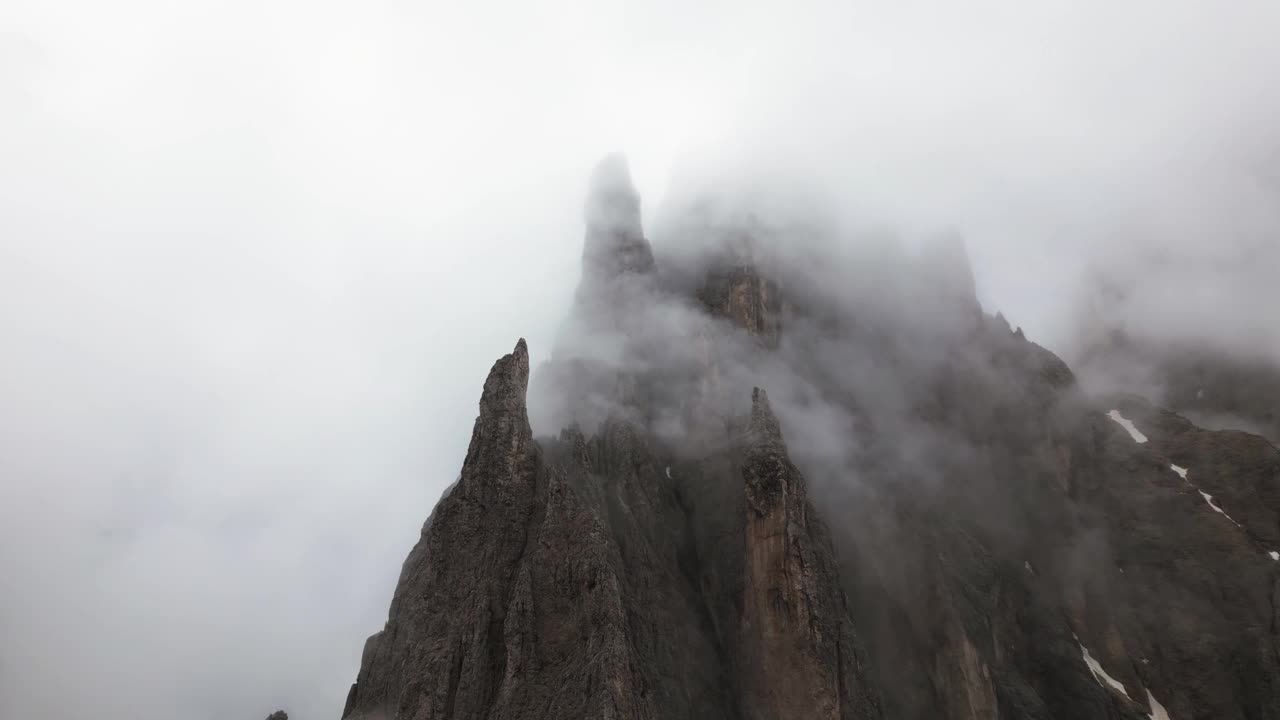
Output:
3 1 1279 718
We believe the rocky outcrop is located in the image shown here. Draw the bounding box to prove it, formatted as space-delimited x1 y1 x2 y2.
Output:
698 265 784 348
1075 327 1280 444
342 340 542 720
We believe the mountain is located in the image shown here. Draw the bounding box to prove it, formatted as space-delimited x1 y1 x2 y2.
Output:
1076 328 1280 445
340 156 1280 720
1070 251 1280 445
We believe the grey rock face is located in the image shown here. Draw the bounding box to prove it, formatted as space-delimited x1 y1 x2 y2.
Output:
698 265 784 348
342 157 1280 720
343 340 544 720
739 388 879 720
345 340 881 719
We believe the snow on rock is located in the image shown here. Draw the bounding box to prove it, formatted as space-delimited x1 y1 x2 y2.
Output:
1024 560 1033 574
1146 689 1171 720
1107 410 1148 443
1198 490 1241 527
1077 638 1130 698
1269 551 1278 561
665 466 672 479
1170 464 1249 534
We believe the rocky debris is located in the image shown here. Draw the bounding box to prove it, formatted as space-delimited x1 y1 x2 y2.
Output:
264 712 287 720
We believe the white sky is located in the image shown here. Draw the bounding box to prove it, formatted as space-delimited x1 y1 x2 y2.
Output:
3 1 1279 718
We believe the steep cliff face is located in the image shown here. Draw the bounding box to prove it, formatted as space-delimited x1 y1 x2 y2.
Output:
342 157 1280 719
739 388 878 720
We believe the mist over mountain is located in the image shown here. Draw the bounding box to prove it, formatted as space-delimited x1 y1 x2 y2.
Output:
4 1 1280 719
1068 239 1280 442
341 157 1280 720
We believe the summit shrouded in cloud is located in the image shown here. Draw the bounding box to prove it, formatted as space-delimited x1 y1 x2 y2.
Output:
3 1 1280 718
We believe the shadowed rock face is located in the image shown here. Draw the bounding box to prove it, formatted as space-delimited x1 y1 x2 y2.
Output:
740 388 879 720
698 266 784 348
341 158 1280 720
343 340 545 720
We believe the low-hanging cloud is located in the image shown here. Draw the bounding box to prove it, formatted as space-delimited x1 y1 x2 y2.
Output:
3 0 1279 718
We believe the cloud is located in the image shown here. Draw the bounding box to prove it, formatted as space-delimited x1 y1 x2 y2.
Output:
2 0 1279 717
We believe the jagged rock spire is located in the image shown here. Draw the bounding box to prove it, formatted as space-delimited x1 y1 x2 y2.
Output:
747 387 784 451
343 339 541 720
582 153 655 282
540 156 661 432
453 337 534 487
740 386 881 720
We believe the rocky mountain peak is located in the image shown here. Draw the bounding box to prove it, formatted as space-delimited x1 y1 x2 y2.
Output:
477 338 529 420
341 161 1280 720
582 152 654 281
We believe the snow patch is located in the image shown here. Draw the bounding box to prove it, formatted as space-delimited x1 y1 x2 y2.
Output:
665 466 672 480
1146 689 1171 720
1077 639 1130 699
1269 551 1278 561
1170 464 1250 535
1198 490 1241 527
1024 561 1033 574
1107 410 1148 443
